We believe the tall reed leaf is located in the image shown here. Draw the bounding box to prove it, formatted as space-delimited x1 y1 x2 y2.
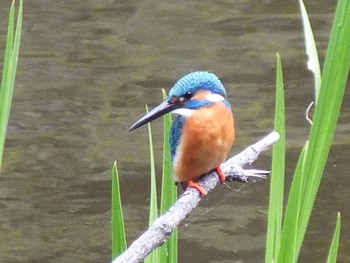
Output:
0 0 23 171
277 143 308 262
326 212 341 263
111 161 126 259
145 105 158 226
278 0 350 261
296 0 350 254
299 0 321 104
159 90 178 263
160 90 176 214
265 54 285 263
144 105 160 263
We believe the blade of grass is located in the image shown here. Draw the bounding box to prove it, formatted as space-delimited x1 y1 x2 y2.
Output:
0 0 23 171
144 105 160 263
146 105 158 225
265 54 285 263
160 90 176 214
277 143 308 262
159 90 178 263
296 0 350 254
278 0 350 261
111 161 127 259
326 212 341 263
0 1 15 97
299 0 321 104
0 2 15 92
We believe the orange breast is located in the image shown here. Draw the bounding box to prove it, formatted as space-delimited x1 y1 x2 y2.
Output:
172 102 235 182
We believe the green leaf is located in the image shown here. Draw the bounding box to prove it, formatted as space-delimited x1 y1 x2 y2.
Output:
146 104 158 226
326 212 341 263
277 0 350 261
296 0 350 255
159 89 178 263
0 0 23 171
277 143 308 263
265 53 285 263
111 161 127 259
160 89 176 215
299 0 321 104
0 1 15 93
144 105 160 263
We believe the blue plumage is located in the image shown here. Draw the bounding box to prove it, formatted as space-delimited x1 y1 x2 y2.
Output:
183 99 213 109
170 115 185 162
168 71 227 99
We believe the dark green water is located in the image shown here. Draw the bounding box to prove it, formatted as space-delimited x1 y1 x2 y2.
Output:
0 0 349 262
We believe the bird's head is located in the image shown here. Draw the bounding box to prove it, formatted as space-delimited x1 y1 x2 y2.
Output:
129 71 227 131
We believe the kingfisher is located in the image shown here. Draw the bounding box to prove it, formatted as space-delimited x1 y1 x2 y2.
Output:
129 71 235 196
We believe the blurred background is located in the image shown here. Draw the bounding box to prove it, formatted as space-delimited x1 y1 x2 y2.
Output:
0 0 349 262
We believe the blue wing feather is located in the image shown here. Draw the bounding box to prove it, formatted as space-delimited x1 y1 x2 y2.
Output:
170 115 185 163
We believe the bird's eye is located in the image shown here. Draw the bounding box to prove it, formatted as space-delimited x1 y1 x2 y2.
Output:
170 92 193 104
182 91 193 100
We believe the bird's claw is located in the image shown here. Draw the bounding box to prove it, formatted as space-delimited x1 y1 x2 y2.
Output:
216 166 226 183
187 180 207 196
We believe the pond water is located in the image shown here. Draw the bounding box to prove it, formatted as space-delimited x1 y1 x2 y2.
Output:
0 0 349 262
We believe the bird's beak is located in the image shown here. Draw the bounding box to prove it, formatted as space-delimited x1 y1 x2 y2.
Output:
129 100 179 131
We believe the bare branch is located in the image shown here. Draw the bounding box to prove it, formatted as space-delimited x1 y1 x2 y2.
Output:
112 131 280 263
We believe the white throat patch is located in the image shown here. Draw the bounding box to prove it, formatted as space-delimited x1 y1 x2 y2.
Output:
171 108 193 117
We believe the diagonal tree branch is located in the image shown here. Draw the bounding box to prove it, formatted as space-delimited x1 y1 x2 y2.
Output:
112 131 280 263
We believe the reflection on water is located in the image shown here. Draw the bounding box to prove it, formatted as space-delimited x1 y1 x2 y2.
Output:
0 0 349 262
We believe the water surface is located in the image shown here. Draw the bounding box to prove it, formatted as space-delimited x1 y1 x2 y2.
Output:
0 0 349 262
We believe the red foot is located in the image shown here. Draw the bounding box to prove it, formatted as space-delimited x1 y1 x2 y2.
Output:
216 166 225 183
187 180 207 196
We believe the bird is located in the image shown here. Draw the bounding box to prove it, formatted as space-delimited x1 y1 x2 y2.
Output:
129 71 235 196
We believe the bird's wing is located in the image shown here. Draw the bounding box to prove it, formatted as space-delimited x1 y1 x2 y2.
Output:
170 115 185 163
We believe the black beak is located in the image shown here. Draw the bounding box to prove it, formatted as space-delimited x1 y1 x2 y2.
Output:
129 100 180 131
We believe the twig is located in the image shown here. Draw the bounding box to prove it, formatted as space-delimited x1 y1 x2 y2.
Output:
112 131 280 263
